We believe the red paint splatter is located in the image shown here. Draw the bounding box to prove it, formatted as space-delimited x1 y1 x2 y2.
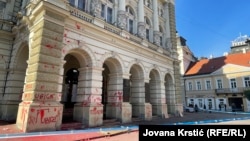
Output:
40 85 45 90
75 22 81 29
31 108 35 112
46 44 53 49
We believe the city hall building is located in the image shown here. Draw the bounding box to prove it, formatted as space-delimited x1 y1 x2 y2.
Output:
0 0 182 132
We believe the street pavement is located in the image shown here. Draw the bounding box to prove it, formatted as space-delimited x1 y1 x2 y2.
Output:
1 110 250 141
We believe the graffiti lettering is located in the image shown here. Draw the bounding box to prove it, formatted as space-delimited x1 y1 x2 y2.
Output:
42 116 57 124
90 107 103 115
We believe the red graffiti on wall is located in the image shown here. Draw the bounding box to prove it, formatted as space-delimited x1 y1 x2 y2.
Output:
81 95 102 106
21 107 28 131
27 108 62 125
90 107 103 115
45 44 53 49
34 93 57 101
114 91 123 101
25 84 33 90
43 64 55 69
75 22 81 29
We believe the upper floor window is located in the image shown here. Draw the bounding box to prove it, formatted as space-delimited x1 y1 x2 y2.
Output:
78 0 86 11
188 82 192 91
230 78 237 88
244 77 250 87
101 1 113 24
69 0 87 11
0 1 6 18
196 81 201 90
0 1 6 10
206 80 211 90
159 26 163 46
217 79 223 89
69 0 75 6
145 17 151 40
126 6 135 34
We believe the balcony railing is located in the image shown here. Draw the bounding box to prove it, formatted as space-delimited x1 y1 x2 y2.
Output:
215 87 250 94
67 5 171 56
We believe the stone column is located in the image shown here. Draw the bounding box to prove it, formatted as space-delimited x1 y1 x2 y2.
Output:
137 0 146 39
130 78 152 121
16 19 65 132
151 80 168 118
117 0 126 29
164 2 172 49
105 73 132 123
153 0 160 46
74 67 104 127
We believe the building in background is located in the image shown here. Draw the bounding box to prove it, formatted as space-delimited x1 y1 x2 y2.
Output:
0 0 182 132
230 34 250 54
183 51 250 112
177 33 250 111
176 33 197 105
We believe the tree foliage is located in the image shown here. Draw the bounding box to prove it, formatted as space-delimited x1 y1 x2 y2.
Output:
244 89 250 101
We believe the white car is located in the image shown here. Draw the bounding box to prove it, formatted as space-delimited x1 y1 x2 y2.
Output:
183 106 195 112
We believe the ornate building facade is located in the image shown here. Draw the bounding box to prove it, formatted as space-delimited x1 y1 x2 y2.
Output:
0 0 182 132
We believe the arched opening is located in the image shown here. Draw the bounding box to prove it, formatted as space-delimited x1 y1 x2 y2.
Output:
102 57 123 120
62 54 80 123
102 63 110 119
6 45 29 121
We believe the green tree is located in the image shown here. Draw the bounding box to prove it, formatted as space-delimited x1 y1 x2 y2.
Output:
244 89 250 101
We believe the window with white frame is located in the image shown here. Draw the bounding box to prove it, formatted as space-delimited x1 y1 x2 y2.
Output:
208 99 212 109
126 6 134 34
217 79 223 89
219 99 224 108
230 78 237 88
101 1 113 24
196 81 201 90
244 77 250 87
198 99 203 108
188 82 192 91
206 80 211 90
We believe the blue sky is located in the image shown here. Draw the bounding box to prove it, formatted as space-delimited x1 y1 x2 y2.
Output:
175 0 250 58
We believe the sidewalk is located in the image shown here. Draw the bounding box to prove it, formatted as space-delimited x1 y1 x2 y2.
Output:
1 110 250 141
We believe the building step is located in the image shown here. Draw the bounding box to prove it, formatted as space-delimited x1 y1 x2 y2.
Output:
61 122 85 130
101 119 121 127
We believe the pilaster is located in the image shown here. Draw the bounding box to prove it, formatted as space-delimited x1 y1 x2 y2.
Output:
16 9 65 132
74 67 104 127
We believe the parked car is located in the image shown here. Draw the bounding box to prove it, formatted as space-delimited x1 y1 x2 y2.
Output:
183 106 194 112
